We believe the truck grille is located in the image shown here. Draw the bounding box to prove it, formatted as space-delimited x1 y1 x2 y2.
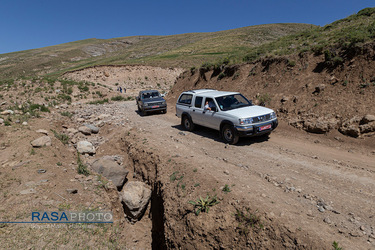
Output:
148 102 164 106
252 114 271 123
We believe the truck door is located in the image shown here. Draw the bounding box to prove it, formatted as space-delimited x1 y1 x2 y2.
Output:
190 96 205 126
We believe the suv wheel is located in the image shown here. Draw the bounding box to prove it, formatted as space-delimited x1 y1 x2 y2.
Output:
221 124 239 145
182 115 194 131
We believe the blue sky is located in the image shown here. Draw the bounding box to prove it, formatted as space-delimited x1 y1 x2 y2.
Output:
0 0 374 54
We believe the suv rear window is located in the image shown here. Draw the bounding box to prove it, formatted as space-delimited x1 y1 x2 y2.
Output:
178 94 193 105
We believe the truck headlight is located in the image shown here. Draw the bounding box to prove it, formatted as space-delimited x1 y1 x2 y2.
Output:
239 117 253 125
270 112 276 119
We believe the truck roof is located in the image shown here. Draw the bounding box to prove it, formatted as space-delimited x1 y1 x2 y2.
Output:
183 89 239 98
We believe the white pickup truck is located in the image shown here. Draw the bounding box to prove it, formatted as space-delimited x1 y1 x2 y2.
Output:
175 89 278 144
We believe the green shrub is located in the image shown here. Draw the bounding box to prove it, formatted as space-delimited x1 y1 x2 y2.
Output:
287 60 296 67
357 7 375 17
257 93 271 106
51 129 69 145
58 94 72 102
29 104 50 113
88 99 108 105
60 111 73 118
235 208 263 236
217 72 226 80
189 194 219 216
111 95 126 101
77 152 90 176
78 84 89 92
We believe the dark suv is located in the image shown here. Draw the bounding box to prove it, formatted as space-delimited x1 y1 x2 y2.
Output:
136 90 167 115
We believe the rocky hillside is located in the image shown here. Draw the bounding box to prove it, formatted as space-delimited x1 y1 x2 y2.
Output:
168 42 375 140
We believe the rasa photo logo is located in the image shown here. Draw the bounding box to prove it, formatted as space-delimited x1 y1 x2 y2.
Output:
32 211 113 223
0 211 113 224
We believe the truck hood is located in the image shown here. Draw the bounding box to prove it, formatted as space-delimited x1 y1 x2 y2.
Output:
224 105 274 118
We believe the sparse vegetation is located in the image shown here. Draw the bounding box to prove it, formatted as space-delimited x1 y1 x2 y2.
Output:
189 194 220 216
88 99 109 105
77 152 90 176
332 241 342 250
111 95 126 101
60 111 73 118
222 184 231 193
51 129 69 145
235 208 264 236
257 93 271 106
170 171 184 182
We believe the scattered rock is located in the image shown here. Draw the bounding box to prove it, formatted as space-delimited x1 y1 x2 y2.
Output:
359 121 375 134
36 129 49 135
98 114 111 120
360 114 375 125
31 136 52 147
0 118 4 124
1 110 14 115
20 188 37 195
66 128 79 135
76 141 96 154
120 181 152 220
87 124 100 133
78 126 92 135
323 217 332 224
339 124 360 138
281 96 290 103
66 189 78 194
91 156 129 188
12 160 31 170
313 84 326 94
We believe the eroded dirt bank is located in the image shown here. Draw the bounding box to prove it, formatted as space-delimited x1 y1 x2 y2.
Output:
169 44 375 140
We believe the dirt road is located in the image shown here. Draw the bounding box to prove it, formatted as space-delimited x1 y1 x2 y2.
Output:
99 100 375 249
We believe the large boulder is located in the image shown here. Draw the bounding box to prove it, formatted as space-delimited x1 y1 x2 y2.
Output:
120 181 152 220
359 121 375 134
360 114 375 125
303 118 338 134
339 124 360 138
91 157 129 188
76 141 95 154
31 136 52 147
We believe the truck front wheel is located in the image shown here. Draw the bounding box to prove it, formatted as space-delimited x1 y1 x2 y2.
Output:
221 124 239 145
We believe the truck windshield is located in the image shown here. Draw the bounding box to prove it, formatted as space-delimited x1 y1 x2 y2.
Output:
142 92 160 99
215 94 252 111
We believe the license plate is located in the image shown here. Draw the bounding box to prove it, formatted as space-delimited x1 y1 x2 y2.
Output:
152 105 159 108
259 124 271 131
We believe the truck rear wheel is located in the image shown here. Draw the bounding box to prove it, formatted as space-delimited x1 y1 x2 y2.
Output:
182 115 194 131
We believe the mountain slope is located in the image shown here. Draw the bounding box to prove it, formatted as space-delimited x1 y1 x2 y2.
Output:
0 23 314 80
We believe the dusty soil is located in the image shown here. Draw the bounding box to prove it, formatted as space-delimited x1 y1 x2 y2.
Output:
63 65 184 95
1 96 374 249
1 49 375 249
